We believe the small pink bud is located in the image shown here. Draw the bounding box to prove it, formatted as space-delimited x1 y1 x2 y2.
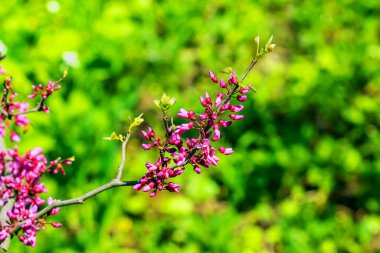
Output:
220 102 230 111
148 126 155 137
229 114 244 120
199 113 207 120
142 184 151 192
230 104 244 112
145 162 157 171
141 130 150 140
219 79 227 88
237 95 247 102
142 143 152 150
51 207 60 216
10 132 21 142
204 92 212 105
200 96 208 107
228 71 238 85
238 87 250 94
218 147 233 155
51 222 62 228
133 183 143 191
194 166 201 174
219 120 232 127
209 71 218 83
215 92 224 107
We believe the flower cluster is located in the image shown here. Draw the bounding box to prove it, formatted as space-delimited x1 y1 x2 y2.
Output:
0 147 71 247
133 70 252 197
1 74 62 143
0 63 71 247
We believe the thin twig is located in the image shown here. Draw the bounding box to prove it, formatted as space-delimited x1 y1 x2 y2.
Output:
116 132 131 181
8 179 138 237
3 130 137 242
241 58 258 82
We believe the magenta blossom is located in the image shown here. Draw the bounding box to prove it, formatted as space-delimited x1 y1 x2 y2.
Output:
135 70 253 196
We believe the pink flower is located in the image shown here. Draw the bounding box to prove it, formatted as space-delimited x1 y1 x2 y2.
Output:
219 79 227 88
229 114 244 120
193 165 201 174
228 71 238 85
209 71 218 83
51 222 62 228
142 143 152 150
141 130 150 140
0 65 6 75
215 92 224 107
218 120 232 128
238 87 250 94
15 114 29 126
10 131 21 142
218 147 233 155
229 104 244 112
178 109 196 120
237 95 247 102
145 162 158 171
166 182 180 192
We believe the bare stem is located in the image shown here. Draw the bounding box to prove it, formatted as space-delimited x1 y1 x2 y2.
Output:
116 132 131 181
241 58 258 82
8 179 138 237
1 130 138 246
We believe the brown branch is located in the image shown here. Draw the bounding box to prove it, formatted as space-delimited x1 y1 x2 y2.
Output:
2 131 138 244
8 179 138 238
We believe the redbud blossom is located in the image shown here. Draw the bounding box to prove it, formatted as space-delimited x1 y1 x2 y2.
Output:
204 92 212 105
218 147 233 155
229 104 244 112
10 131 21 142
0 66 70 248
141 130 150 140
0 65 6 75
219 79 227 88
193 165 201 174
178 109 196 120
51 223 62 228
237 95 247 102
142 143 153 150
238 87 250 94
215 92 224 107
209 71 218 83
229 114 244 120
148 126 155 137
136 70 253 197
218 120 232 128
228 71 238 85
166 182 180 192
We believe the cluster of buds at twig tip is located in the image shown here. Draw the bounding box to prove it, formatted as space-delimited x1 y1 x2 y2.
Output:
104 131 127 143
255 35 276 59
154 93 176 116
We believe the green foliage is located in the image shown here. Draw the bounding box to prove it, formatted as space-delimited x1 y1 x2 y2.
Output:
1 0 379 252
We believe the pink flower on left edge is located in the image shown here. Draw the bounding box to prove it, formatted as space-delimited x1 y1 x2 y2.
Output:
10 131 21 142
0 65 5 75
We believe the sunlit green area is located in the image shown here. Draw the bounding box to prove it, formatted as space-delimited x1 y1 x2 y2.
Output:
1 0 379 252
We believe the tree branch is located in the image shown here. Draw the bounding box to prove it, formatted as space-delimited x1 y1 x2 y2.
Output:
8 179 138 238
2 130 138 244
116 132 131 181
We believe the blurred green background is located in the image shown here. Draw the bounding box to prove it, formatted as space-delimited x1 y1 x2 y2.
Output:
1 0 380 252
